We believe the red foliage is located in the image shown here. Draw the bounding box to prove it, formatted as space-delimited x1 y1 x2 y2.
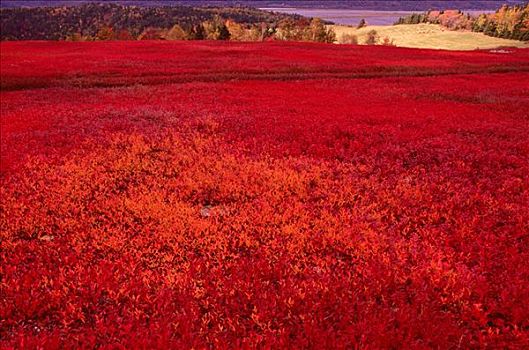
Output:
1 41 529 348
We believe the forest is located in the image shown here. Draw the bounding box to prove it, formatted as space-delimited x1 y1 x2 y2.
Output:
0 3 337 43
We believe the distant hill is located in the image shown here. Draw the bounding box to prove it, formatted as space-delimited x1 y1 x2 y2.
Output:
0 1 525 11
0 3 302 41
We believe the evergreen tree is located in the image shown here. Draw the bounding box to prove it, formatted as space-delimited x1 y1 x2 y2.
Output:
218 24 231 40
190 24 205 40
357 18 367 29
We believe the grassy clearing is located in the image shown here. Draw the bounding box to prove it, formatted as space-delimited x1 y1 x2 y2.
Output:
331 23 529 50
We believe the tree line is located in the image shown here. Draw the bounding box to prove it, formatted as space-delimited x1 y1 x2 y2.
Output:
395 4 529 41
0 3 335 43
90 17 335 43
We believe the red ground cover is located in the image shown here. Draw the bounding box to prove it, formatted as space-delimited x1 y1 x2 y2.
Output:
1 41 529 348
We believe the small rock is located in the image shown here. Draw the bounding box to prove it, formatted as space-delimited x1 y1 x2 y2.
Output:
200 206 213 218
38 235 54 242
200 205 227 218
489 49 512 54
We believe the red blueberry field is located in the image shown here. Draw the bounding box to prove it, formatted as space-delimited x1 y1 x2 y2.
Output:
1 41 529 348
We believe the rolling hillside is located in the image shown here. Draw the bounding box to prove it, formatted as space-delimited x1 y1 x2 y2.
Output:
332 23 529 50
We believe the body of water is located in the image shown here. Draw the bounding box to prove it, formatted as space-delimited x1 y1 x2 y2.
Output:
260 8 494 26
260 8 414 26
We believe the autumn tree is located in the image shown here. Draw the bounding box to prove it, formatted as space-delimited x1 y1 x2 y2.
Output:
165 24 187 40
225 20 241 41
275 18 302 41
203 16 231 40
307 18 336 43
95 25 114 41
